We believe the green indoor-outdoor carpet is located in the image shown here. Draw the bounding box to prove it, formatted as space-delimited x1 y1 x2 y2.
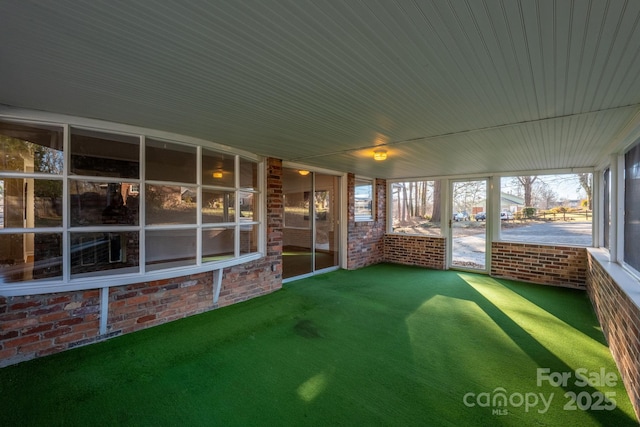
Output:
0 264 636 426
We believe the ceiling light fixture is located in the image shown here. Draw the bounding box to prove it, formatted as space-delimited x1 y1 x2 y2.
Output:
212 171 223 178
298 170 310 176
373 149 387 161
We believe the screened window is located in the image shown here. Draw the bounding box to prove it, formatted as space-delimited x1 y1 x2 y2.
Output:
390 180 442 236
500 174 592 246
603 168 610 249
0 118 262 289
624 142 640 273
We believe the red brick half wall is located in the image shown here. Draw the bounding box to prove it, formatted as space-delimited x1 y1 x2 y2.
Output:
491 242 587 288
384 234 446 270
586 250 640 418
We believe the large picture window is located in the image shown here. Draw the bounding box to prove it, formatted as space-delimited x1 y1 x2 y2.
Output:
500 173 592 246
390 180 442 236
0 118 262 290
624 142 640 273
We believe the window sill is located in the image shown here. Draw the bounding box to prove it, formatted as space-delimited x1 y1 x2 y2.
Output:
0 252 263 297
587 248 640 311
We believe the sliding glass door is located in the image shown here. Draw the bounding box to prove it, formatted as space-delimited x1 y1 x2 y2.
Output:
282 168 340 279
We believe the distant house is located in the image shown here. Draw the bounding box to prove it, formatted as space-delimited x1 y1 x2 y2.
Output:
501 193 525 213
472 192 524 214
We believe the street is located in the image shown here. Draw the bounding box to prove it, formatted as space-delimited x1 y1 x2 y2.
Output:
452 221 592 268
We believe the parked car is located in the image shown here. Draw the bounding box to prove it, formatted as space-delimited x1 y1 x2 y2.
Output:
454 211 469 222
500 211 514 220
474 212 486 221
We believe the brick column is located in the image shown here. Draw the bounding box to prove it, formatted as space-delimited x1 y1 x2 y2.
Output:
346 173 386 269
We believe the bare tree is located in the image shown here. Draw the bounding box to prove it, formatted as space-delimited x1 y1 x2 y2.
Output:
535 182 557 210
577 173 592 210
419 181 428 217
517 176 538 206
432 180 441 222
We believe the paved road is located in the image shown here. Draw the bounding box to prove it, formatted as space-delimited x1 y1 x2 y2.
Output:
452 221 592 268
501 221 592 245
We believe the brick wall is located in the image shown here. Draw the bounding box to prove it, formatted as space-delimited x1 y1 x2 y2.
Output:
0 291 101 366
265 157 284 277
586 251 640 418
384 234 446 269
347 174 386 269
0 158 283 368
109 274 212 336
491 242 587 288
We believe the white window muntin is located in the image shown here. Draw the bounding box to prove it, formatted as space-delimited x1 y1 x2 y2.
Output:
0 116 263 296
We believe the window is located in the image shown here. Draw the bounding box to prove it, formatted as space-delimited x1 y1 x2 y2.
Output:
500 174 592 246
69 128 141 278
390 180 442 236
0 118 262 290
0 121 64 282
603 168 610 249
354 178 374 221
624 142 640 273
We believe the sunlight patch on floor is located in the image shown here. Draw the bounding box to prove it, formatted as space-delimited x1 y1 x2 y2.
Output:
405 295 535 389
297 370 330 403
458 273 612 369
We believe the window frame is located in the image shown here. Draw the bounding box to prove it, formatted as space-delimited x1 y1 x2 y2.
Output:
354 177 375 222
0 115 264 297
497 173 593 247
387 179 442 236
621 141 640 278
602 167 611 250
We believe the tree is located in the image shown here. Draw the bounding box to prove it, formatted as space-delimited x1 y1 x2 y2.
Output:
432 180 441 223
577 173 592 210
517 176 538 207
536 183 557 210
400 183 408 222
419 181 428 218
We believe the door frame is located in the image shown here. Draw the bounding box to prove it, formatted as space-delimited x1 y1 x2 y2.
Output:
281 163 345 282
447 177 492 272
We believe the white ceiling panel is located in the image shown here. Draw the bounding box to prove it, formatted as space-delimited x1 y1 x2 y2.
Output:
1 0 640 179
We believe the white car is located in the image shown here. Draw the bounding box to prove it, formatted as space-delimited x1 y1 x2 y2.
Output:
500 211 514 220
454 212 469 222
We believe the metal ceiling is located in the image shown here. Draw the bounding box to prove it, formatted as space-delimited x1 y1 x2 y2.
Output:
1 0 640 179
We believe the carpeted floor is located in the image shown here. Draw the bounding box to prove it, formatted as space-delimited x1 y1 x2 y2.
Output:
0 264 636 426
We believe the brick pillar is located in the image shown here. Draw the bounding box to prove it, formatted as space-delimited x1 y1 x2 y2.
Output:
266 157 283 274
346 173 386 269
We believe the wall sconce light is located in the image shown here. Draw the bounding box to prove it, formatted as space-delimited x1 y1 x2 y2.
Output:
212 171 223 179
373 149 387 161
298 170 310 176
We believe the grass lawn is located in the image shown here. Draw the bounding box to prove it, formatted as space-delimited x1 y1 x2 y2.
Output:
0 264 636 426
